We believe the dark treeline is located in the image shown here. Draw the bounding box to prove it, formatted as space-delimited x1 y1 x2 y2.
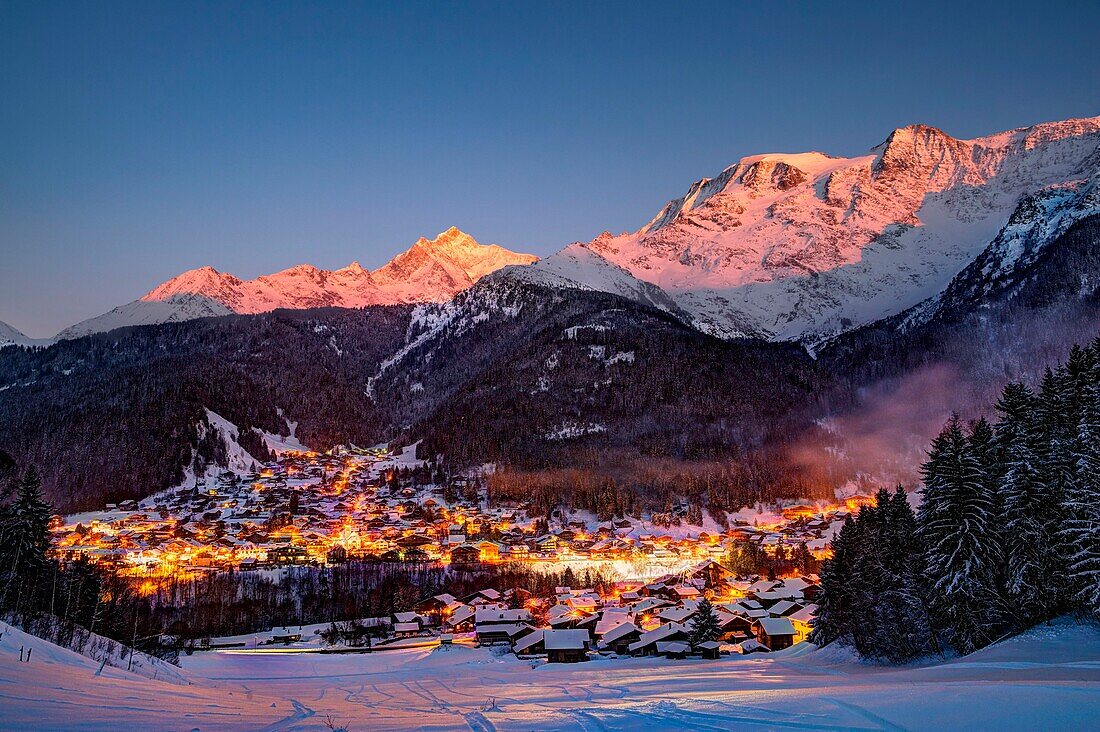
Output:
0 466 175 662
413 296 843 471
142 562 615 641
487 456 835 524
812 339 1100 662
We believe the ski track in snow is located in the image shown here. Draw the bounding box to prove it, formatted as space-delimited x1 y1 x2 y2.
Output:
3 620 1100 730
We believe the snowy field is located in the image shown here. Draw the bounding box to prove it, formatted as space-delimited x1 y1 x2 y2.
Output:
2 619 1100 731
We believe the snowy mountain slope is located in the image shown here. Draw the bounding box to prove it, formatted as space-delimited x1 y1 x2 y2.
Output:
904 174 1100 326
493 243 684 316
56 293 235 340
361 272 835 469
58 227 536 339
819 201 1100 397
0 320 53 348
536 116 1100 344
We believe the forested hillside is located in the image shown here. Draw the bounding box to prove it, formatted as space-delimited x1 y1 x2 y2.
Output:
813 338 1100 661
0 282 847 514
0 308 411 511
819 215 1100 393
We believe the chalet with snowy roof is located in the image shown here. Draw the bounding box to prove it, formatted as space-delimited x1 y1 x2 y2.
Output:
512 629 547 655
548 605 581 629
628 622 690 656
474 608 531 626
476 540 501 562
658 606 698 625
450 544 481 564
665 585 702 601
767 600 802 617
656 641 690 659
593 609 635 638
415 593 457 623
393 621 423 638
598 622 643 655
544 629 590 663
682 559 736 589
462 589 502 605
789 604 817 643
697 640 723 659
475 622 532 647
754 616 797 651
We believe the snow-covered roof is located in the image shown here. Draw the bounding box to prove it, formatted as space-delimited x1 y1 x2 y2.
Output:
789 604 818 624
543 629 589 651
656 641 690 654
628 622 688 653
513 629 545 654
474 608 531 624
756 617 796 636
599 622 642 645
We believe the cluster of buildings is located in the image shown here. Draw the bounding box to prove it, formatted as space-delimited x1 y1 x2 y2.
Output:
389 559 820 662
49 447 858 593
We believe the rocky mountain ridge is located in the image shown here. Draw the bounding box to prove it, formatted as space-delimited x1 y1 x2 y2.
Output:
55 227 536 339
518 116 1100 346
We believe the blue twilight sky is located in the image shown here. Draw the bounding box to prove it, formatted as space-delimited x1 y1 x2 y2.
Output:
2 1 1099 337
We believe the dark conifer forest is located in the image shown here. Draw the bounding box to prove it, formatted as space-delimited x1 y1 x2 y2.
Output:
812 339 1100 661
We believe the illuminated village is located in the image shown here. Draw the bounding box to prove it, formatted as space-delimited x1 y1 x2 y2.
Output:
46 445 869 659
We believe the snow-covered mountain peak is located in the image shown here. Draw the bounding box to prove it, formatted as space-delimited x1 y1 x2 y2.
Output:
60 228 537 338
142 265 242 303
0 320 50 349
531 115 1100 343
491 241 682 316
337 261 369 275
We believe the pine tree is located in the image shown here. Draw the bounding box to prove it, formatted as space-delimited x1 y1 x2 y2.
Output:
1064 363 1100 614
869 486 935 662
0 467 54 615
1036 366 1079 601
996 382 1065 624
791 542 814 575
809 515 856 647
688 597 721 650
918 417 1009 654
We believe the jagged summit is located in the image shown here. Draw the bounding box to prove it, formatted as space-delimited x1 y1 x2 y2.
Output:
51 115 1100 346
533 114 1100 343
59 228 537 339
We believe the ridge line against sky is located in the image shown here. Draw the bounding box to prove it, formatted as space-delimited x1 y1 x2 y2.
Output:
2 0 1099 337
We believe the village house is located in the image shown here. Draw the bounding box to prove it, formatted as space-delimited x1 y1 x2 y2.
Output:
754 616 797 651
544 629 590 663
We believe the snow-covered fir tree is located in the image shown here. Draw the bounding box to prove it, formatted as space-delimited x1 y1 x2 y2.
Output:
0 467 53 615
809 515 856 648
688 597 721 649
1064 367 1100 613
996 382 1066 623
919 416 1010 654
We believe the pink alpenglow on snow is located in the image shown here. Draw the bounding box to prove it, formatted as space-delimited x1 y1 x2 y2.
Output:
519 116 1100 345
57 227 537 339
